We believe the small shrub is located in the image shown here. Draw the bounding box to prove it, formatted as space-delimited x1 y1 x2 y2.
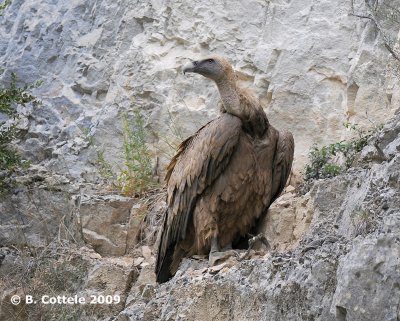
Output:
0 0 11 15
303 123 380 182
86 106 159 197
149 108 186 160
96 149 115 179
82 127 95 147
115 110 156 196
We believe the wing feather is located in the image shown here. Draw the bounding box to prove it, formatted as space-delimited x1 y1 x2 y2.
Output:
156 114 242 280
271 129 294 203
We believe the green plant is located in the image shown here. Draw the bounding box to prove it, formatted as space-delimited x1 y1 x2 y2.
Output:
115 110 156 196
96 149 115 179
0 0 11 15
81 126 95 147
151 108 186 160
166 109 185 142
303 123 380 182
0 72 41 193
88 107 158 196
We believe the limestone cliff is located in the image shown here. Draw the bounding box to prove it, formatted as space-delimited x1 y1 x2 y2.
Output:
0 0 400 320
0 0 399 179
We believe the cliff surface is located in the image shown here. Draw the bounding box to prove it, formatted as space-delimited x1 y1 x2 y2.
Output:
0 0 399 320
0 0 399 176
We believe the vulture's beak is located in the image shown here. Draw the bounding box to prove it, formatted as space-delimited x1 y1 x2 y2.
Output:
183 60 198 75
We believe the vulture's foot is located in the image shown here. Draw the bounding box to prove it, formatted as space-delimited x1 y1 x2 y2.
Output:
208 250 238 266
209 236 238 266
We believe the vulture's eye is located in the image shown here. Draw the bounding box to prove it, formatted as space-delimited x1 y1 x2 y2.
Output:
207 59 214 63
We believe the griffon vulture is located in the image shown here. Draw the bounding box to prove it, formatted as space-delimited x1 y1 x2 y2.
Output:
156 55 294 283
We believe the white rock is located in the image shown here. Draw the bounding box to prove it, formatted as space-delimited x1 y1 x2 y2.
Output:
141 246 152 261
134 257 145 267
0 0 397 183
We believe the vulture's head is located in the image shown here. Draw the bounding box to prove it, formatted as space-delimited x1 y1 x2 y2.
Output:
183 55 234 82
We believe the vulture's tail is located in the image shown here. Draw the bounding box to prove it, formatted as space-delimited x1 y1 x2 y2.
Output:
156 206 190 283
156 244 174 283
156 242 188 283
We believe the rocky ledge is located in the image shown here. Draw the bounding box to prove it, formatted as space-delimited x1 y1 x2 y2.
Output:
1 115 399 321
114 111 400 321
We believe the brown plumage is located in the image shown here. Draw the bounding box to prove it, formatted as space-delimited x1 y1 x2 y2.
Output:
156 55 294 283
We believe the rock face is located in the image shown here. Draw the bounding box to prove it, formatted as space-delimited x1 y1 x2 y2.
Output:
332 232 400 321
0 0 399 182
79 194 135 256
0 164 81 248
0 246 138 321
116 111 400 321
257 190 314 252
1 0 400 320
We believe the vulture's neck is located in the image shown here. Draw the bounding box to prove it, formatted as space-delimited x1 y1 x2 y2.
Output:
216 75 269 137
216 76 241 116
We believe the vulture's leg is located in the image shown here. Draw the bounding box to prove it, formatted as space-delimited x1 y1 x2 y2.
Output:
221 243 233 251
210 235 219 254
209 236 238 266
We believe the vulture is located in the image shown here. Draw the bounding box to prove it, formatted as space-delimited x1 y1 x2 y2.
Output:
156 55 294 283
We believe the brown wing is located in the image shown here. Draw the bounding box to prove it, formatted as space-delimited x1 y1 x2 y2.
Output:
156 114 242 282
271 129 294 203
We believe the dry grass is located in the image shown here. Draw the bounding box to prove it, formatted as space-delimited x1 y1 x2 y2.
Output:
133 187 167 249
0 242 89 321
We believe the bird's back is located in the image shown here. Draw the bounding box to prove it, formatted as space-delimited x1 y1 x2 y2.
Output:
194 123 278 249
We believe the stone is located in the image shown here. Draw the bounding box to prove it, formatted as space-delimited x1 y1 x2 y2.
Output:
79 195 134 256
331 234 400 321
141 246 152 262
0 0 398 185
141 284 156 300
384 135 400 159
125 203 145 251
359 144 387 164
0 179 80 248
80 257 138 319
133 257 144 267
208 262 229 274
257 192 314 252
285 185 296 193
136 265 156 291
